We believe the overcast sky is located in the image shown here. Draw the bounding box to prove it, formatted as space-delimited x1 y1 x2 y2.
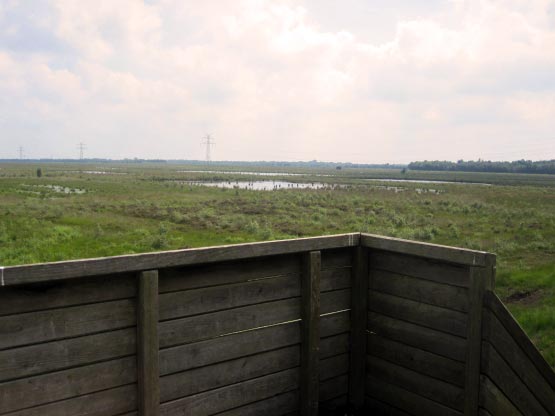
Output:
1 0 554 162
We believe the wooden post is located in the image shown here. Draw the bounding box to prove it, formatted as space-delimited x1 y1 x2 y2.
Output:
349 245 369 409
301 251 321 416
464 258 495 416
137 270 160 416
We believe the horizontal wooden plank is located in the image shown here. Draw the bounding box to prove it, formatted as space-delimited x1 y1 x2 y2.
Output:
361 233 493 267
370 269 469 312
0 273 136 317
0 328 135 382
0 357 136 413
160 367 298 416
320 374 349 402
159 289 349 348
320 353 349 382
159 249 351 294
369 250 470 288
159 255 300 293
320 333 350 359
160 345 299 403
368 312 466 362
483 308 555 414
3 233 359 286
366 355 464 411
367 333 465 387
4 383 136 416
160 313 348 376
159 274 299 321
479 375 522 416
366 375 462 416
0 299 135 350
368 291 468 337
481 341 550 416
215 390 299 416
485 292 555 389
319 394 347 414
160 269 350 322
365 396 412 416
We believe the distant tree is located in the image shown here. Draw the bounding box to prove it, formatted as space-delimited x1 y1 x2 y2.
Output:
36 168 42 178
401 168 407 174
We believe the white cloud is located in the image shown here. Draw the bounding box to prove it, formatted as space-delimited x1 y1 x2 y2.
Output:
0 0 554 161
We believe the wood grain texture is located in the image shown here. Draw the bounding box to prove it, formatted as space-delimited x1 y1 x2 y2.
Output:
484 291 555 390
369 269 469 312
481 341 550 416
4 383 137 416
368 290 468 337
215 390 299 416
160 345 300 403
0 357 136 414
0 327 135 382
0 273 136 317
137 270 159 416
366 355 464 411
367 333 465 387
365 396 413 415
367 312 466 362
479 375 523 416
3 234 359 286
361 233 493 267
464 266 493 416
301 251 321 416
370 250 470 288
483 309 555 414
348 245 369 409
159 367 298 416
0 299 136 350
366 375 462 416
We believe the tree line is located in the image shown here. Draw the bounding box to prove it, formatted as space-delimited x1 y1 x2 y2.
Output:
408 160 555 174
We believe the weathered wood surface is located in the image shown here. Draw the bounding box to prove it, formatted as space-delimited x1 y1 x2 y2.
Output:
367 333 465 387
301 251 321 416
368 290 468 337
0 357 136 413
159 248 351 293
479 375 523 416
0 327 135 381
481 342 550 416
368 312 466 362
365 396 413 415
484 291 555 389
0 298 136 350
159 289 349 348
0 273 136 316
366 355 464 411
137 270 159 416
159 367 298 416
3 233 359 286
361 233 493 267
464 266 493 416
3 383 137 416
348 245 369 409
483 308 555 414
370 250 471 288
366 375 462 416
370 268 469 312
216 390 299 416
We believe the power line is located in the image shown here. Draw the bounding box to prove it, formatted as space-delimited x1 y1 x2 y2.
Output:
201 134 215 164
77 142 87 160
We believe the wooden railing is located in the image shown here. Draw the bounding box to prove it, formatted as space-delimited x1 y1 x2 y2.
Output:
0 233 553 416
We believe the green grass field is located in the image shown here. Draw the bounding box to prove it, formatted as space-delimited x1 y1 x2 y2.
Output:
1 162 554 366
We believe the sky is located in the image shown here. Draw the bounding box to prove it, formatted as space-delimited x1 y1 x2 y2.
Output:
0 0 554 163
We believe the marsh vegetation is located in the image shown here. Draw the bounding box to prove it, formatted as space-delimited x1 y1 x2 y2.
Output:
1 162 554 366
